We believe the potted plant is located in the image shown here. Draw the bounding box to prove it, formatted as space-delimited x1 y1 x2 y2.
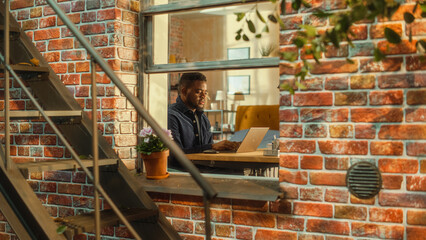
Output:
136 127 173 179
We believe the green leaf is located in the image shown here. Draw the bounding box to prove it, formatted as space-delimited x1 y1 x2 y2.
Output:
313 9 333 18
57 225 67 234
292 0 301 11
247 20 256 33
301 0 311 8
236 29 243 35
417 39 426 50
293 37 305 48
384 27 401 44
256 9 266 23
300 25 316 38
282 52 298 62
235 34 241 41
242 34 249 41
235 12 245 22
422 12 426 18
295 81 307 90
404 12 415 24
277 14 285 29
262 25 269 33
420 4 426 12
374 48 386 62
255 34 262 38
346 58 355 64
268 14 277 23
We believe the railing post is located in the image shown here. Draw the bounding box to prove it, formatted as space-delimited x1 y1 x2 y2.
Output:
203 194 212 240
91 58 100 240
4 0 10 170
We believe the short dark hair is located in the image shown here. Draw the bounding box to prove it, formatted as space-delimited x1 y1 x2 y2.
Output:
178 72 207 94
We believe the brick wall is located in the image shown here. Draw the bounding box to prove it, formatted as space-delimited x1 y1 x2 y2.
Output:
0 0 425 239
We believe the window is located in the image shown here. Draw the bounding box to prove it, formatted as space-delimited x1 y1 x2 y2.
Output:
141 0 280 178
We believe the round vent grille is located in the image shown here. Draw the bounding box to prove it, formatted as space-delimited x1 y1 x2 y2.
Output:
346 162 382 199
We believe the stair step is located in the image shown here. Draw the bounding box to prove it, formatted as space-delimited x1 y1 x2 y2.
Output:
56 208 158 235
1 110 82 118
17 159 118 172
0 64 49 73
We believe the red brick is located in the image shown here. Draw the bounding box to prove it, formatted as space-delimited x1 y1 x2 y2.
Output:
350 75 375 89
325 157 349 170
48 194 72 206
407 176 426 191
310 172 346 186
407 226 426 240
378 40 417 55
299 234 324 240
360 57 403 72
61 50 86 61
48 39 74 50
300 77 323 91
348 25 368 40
325 76 348 90
280 62 301 75
43 52 60 62
411 21 426 36
61 74 80 85
407 90 426 105
300 187 323 201
370 90 403 105
98 47 116 58
335 92 367 106
407 56 426 71
379 74 426 89
301 108 348 122
280 94 291 106
158 205 190 219
407 210 426 225
57 13 81 25
325 45 348 58
334 205 367 220
279 170 308 184
370 23 402 39
34 29 60 41
382 174 403 189
58 183 81 195
39 16 56 28
10 0 34 10
15 135 39 145
407 142 426 156
304 124 327 138
277 216 304 231
351 108 403 122
300 155 323 170
406 108 426 122
40 135 56 145
80 23 106 35
318 140 368 155
280 32 298 45
44 171 72 182
379 125 426 140
76 62 90 72
44 147 64 158
351 222 404 239
355 124 376 139
279 185 298 199
236 226 252 240
293 92 332 106
280 140 316 153
280 124 303 138
97 8 120 21
233 211 275 228
379 192 426 208
325 188 349 203
280 155 298 169
40 182 56 192
91 35 109 47
294 202 332 218
306 219 349 235
22 19 38 30
172 219 193 233
329 125 354 138
310 60 358 74
371 141 403 155
255 229 297 240
379 158 419 173
369 207 403 223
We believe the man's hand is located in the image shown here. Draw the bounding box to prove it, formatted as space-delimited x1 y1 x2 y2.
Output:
212 140 241 151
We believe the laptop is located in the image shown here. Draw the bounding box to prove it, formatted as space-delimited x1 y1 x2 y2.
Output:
205 127 269 153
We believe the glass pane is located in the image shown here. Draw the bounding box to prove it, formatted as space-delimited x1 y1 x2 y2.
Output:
153 2 279 65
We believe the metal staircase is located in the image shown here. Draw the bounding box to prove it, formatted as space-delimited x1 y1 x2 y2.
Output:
0 1 217 239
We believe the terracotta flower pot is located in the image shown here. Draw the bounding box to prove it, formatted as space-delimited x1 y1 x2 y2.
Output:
141 150 169 179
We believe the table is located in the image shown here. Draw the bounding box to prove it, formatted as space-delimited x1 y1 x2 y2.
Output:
185 150 279 169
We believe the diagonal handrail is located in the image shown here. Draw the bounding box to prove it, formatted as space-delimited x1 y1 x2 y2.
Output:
44 0 217 200
0 53 142 240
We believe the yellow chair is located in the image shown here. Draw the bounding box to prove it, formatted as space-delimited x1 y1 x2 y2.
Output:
235 105 279 132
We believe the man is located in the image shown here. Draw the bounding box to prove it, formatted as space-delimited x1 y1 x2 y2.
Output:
168 72 239 170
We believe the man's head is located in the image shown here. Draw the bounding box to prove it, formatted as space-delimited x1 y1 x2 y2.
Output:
178 72 208 111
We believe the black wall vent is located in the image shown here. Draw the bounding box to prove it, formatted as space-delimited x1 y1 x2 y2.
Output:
346 161 382 199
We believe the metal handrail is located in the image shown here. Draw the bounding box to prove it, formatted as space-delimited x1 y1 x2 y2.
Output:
44 0 217 200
